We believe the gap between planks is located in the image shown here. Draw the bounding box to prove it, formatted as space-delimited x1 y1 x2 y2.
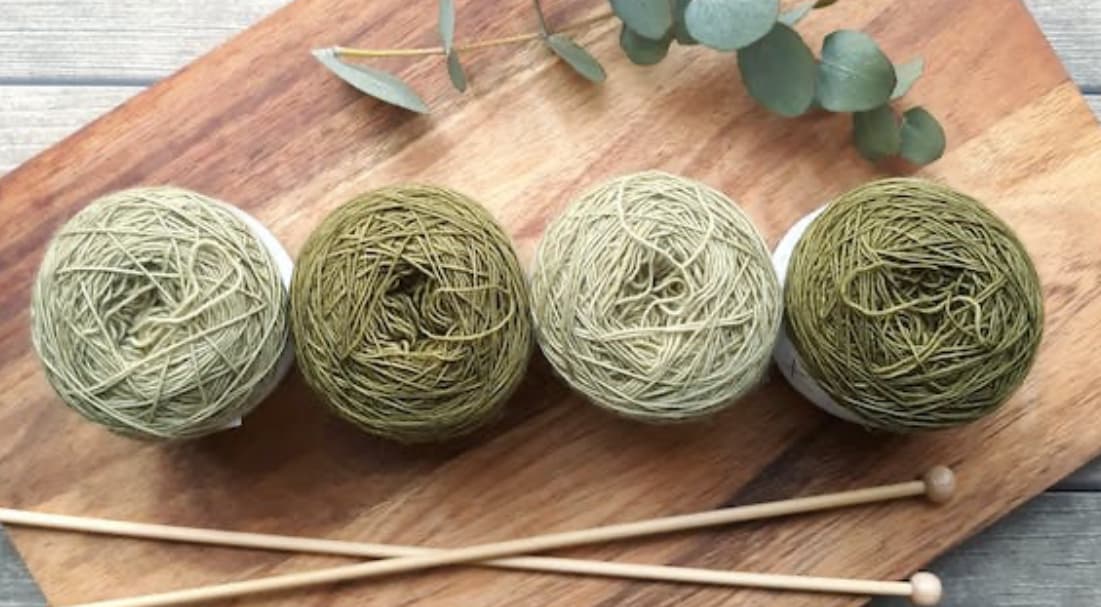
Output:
0 1 1089 85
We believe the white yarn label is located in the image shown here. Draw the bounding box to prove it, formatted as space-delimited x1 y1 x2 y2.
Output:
218 201 296 431
771 206 862 424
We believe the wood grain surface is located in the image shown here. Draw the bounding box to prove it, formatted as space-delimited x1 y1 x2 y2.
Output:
0 88 137 174
0 0 1097 173
0 1 282 82
0 532 41 607
1022 0 1101 89
2 1 1101 606
875 492 1101 607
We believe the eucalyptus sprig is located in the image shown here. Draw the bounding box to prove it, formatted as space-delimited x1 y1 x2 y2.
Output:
313 0 945 165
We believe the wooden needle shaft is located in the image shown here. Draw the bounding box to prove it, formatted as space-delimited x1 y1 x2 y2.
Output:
6 479 924 559
39 474 944 607
0 507 921 600
75 564 916 607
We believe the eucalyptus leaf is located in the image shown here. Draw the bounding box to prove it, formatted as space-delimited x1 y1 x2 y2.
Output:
546 34 607 83
890 57 924 100
815 30 896 112
900 107 946 165
619 26 673 65
779 1 813 26
312 48 429 113
611 0 674 40
684 0 779 51
438 0 456 53
738 23 816 117
814 0 838 6
447 51 467 92
852 105 900 161
672 0 697 44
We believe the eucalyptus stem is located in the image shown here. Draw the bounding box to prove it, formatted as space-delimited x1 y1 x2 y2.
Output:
335 11 614 59
533 0 551 35
317 0 945 166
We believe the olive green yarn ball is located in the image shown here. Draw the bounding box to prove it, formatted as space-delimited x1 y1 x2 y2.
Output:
290 185 532 443
530 171 782 422
31 187 290 440
784 178 1044 431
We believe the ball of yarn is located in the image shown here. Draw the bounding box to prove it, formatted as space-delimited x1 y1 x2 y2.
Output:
31 187 290 440
530 171 782 422
291 185 532 443
784 178 1044 431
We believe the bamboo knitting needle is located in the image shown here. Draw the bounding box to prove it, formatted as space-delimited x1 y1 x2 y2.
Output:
73 568 942 607
0 507 949 604
54 467 954 607
0 519 944 607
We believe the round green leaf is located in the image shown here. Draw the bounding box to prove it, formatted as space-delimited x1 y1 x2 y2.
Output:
620 26 673 65
672 0 697 44
313 49 428 113
890 57 924 100
447 50 467 92
852 105 900 161
611 0 673 40
737 24 816 117
546 34 607 83
900 107 946 165
684 0 779 52
815 30 896 112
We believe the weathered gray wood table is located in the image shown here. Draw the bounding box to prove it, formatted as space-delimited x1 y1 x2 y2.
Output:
1 1 1099 605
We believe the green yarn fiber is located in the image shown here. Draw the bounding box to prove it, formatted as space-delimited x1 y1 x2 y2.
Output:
531 171 782 422
31 187 289 440
290 185 532 443
784 178 1044 431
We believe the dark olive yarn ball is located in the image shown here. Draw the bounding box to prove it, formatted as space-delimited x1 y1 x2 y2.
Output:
784 178 1044 431
290 186 533 443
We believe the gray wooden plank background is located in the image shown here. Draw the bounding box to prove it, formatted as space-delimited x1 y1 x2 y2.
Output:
1 1 1099 605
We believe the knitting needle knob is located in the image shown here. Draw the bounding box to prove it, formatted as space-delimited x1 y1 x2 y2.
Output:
909 572 943 605
922 466 956 504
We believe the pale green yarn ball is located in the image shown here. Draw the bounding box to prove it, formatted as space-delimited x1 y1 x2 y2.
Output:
530 171 782 422
30 187 290 440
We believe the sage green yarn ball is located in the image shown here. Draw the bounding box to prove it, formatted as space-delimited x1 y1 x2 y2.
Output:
290 185 533 443
31 187 290 440
784 178 1044 431
530 171 782 422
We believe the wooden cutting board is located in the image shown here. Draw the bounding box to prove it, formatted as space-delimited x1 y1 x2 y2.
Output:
2 0 1100 605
